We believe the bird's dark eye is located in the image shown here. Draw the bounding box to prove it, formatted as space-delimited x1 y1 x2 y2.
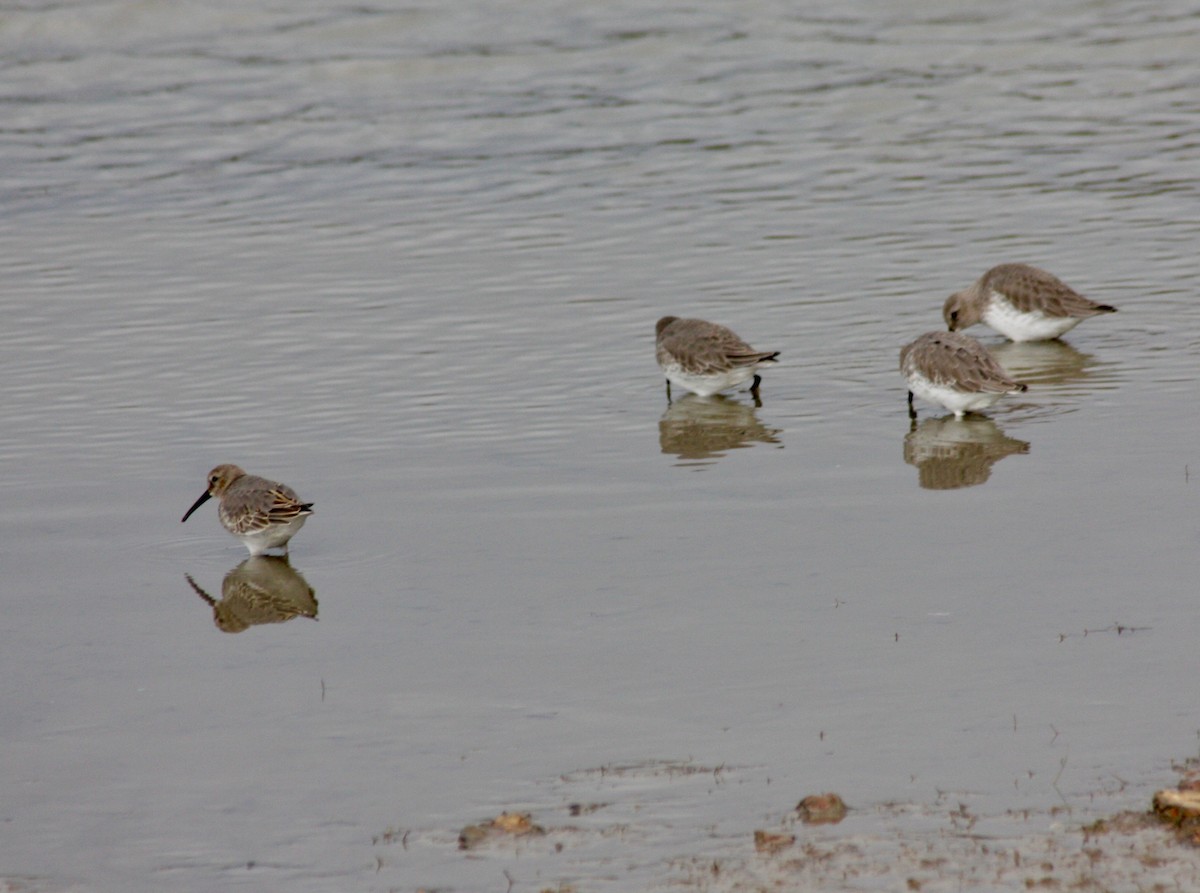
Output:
209 476 219 485
950 311 958 322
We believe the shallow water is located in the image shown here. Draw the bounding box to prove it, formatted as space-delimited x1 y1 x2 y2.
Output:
2 1 1200 890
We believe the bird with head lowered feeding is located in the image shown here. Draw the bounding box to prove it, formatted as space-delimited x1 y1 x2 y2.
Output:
944 263 1116 342
901 331 1028 419
655 316 779 400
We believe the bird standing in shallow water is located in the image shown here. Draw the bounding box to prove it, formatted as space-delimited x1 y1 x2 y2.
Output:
944 263 1116 342
900 331 1028 419
655 316 779 401
181 464 313 555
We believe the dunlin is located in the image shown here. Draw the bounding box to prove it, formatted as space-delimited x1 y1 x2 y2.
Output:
655 316 779 399
181 464 313 555
944 263 1116 342
900 331 1028 419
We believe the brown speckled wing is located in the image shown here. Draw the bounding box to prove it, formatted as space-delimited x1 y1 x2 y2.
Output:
221 476 313 535
984 263 1115 319
658 318 778 374
264 487 313 523
902 331 1026 394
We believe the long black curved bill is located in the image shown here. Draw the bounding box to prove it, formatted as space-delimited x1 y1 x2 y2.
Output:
181 490 212 523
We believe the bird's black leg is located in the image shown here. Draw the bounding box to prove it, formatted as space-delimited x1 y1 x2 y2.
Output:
750 374 763 407
907 390 917 420
665 379 672 403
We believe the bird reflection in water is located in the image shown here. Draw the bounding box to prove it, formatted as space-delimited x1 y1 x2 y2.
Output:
988 339 1102 390
185 556 317 633
659 394 782 465
903 416 1029 490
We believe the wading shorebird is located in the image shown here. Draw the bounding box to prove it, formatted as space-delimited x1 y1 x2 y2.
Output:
944 263 1116 342
655 316 779 400
181 464 313 555
901 331 1028 419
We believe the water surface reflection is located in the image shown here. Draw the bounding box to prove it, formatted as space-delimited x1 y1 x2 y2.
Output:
185 556 318 633
989 340 1103 389
903 416 1030 490
659 394 781 466
2 0 1197 887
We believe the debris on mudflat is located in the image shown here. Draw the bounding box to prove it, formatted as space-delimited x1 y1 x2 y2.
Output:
458 811 546 850
1153 786 1200 845
753 829 796 854
796 793 848 824
568 802 609 816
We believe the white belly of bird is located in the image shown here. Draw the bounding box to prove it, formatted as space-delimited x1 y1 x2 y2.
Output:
663 363 756 396
984 292 1081 342
237 516 308 555
906 369 1004 417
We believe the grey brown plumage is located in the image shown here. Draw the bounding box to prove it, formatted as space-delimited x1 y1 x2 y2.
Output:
944 263 1116 342
655 316 779 398
900 331 1027 418
182 464 313 555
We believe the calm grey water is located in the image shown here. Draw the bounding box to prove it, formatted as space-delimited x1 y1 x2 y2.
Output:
3 2 1199 890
